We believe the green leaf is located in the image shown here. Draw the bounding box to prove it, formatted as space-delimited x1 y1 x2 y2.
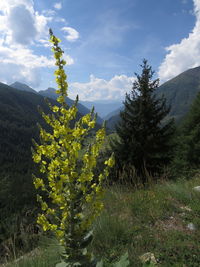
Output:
79 230 93 249
55 262 68 267
56 262 82 267
143 263 157 267
96 259 104 267
113 252 130 267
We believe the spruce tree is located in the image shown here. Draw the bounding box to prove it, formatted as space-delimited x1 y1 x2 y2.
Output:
110 59 174 184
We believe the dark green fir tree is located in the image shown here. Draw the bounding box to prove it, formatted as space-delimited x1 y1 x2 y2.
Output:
172 91 200 175
110 59 175 184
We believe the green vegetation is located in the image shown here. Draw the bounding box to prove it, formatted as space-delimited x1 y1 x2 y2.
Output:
1 32 200 267
110 60 174 184
32 30 114 266
4 175 200 266
172 91 200 176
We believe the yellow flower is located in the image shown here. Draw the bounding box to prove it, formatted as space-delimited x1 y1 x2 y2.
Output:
56 230 64 238
32 153 41 163
32 30 115 255
104 155 115 167
41 201 48 211
33 178 44 189
52 105 59 112
82 114 90 124
37 214 50 231
88 120 95 128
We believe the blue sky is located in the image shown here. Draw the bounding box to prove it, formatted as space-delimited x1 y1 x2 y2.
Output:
0 0 199 101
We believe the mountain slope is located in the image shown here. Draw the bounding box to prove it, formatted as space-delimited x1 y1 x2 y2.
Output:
0 82 91 256
104 106 123 120
156 66 200 122
0 82 60 225
10 81 37 94
0 83 57 175
107 66 200 130
80 100 122 118
38 87 90 114
38 88 103 124
0 81 104 235
0 82 104 180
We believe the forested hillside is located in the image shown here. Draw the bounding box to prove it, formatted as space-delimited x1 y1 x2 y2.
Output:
0 83 49 177
0 82 87 260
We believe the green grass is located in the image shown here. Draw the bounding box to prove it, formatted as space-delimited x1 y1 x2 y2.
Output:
4 174 200 266
91 175 200 266
2 237 61 267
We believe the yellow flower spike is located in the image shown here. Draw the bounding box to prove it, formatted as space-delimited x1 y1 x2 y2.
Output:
32 30 115 263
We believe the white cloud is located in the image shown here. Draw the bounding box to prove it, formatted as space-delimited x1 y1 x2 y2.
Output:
54 2 62 10
0 0 74 88
0 0 34 13
55 17 66 23
69 74 135 101
63 54 74 65
0 0 51 45
62 27 79 42
0 45 55 68
7 4 37 45
158 0 200 82
42 9 56 16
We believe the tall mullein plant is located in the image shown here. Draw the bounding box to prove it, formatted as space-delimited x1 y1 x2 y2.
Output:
32 29 114 266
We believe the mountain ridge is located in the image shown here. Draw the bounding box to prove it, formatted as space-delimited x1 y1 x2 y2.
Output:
106 66 200 130
10 81 37 94
10 82 121 119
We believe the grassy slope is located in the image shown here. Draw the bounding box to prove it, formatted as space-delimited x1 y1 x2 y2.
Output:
4 175 200 267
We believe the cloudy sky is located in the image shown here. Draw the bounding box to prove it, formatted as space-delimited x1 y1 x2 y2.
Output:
0 0 198 101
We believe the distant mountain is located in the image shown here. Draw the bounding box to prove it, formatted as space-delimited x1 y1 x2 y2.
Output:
0 82 101 221
80 100 122 118
0 83 105 177
104 106 123 120
106 66 200 130
38 88 103 124
10 81 37 94
38 87 57 99
0 82 62 217
38 87 89 114
156 66 200 122
0 83 60 175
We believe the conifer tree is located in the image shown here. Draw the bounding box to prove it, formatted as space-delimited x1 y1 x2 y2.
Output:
110 59 174 184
